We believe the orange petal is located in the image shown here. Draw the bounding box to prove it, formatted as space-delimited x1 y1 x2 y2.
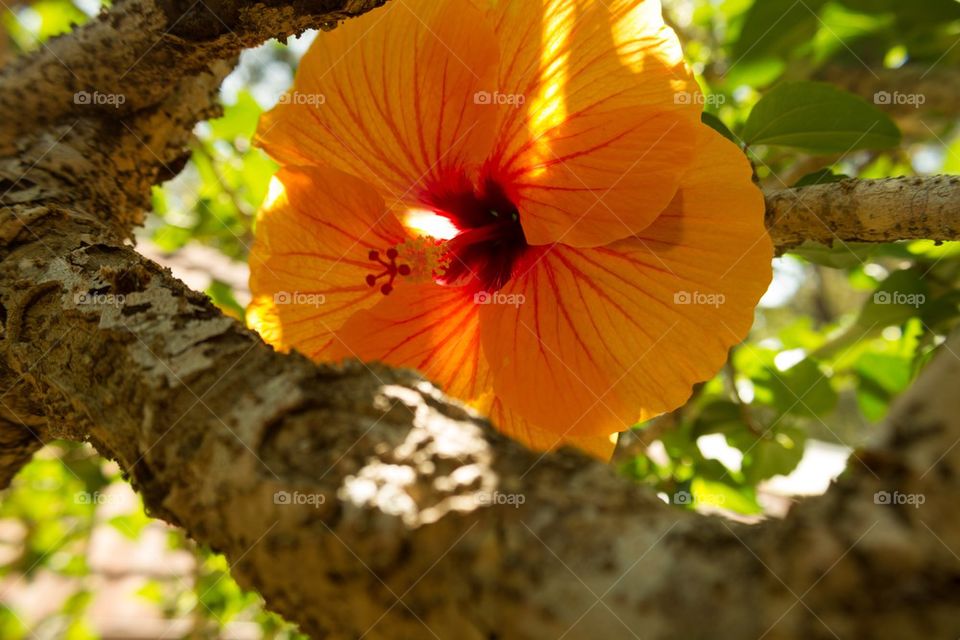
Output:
247 165 408 358
256 0 500 207
330 284 491 403
487 396 618 460
328 284 614 458
483 0 702 247
480 125 773 439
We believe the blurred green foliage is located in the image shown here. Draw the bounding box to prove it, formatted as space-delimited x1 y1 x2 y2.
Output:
0 444 306 639
2 0 960 636
0 0 89 50
149 91 277 262
612 0 960 512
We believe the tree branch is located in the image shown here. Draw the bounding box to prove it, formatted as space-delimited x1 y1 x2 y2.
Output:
766 175 960 253
1 207 958 637
0 0 385 143
1 2 960 638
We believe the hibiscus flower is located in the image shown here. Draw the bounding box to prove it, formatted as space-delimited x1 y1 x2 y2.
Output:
247 0 773 459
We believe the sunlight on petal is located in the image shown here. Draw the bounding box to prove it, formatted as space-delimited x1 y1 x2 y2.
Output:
525 0 575 178
262 175 286 211
246 294 284 347
612 0 685 79
402 208 461 240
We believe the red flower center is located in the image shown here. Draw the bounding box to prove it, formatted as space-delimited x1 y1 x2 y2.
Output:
428 178 529 293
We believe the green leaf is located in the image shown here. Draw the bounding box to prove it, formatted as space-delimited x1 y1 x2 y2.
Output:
733 0 827 62
836 0 960 25
788 240 897 269
921 290 960 330
61 589 93 616
197 551 260 623
857 268 929 328
809 3 893 62
721 57 786 90
136 580 168 605
831 0 893 10
693 400 744 438
206 280 246 319
898 0 960 23
63 620 98 640
701 112 739 145
792 169 850 187
854 352 913 421
741 81 901 152
241 149 279 208
108 513 150 540
754 358 837 418
778 317 827 351
742 426 807 484
0 606 28 640
944 137 960 174
855 376 890 422
692 478 762 515
855 352 912 393
32 0 88 41
208 91 263 143
151 225 192 253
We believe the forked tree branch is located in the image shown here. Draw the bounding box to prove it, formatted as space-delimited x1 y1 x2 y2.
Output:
1 1 960 638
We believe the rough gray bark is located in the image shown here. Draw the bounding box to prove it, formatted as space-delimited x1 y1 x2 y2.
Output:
1 1 960 638
765 175 960 253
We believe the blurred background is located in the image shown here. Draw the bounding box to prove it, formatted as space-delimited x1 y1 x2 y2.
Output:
1 0 959 637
